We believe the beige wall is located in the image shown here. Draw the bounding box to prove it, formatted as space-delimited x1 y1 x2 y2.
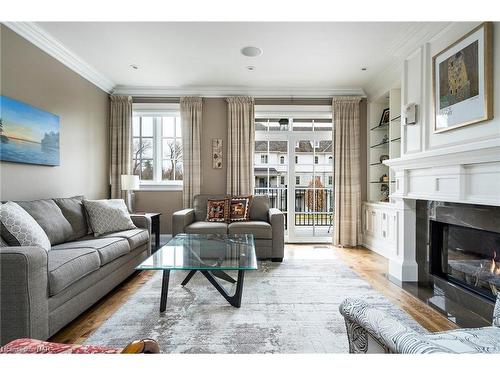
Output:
0 26 109 201
134 190 183 233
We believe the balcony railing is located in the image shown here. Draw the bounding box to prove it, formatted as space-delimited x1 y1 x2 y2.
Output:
254 187 334 227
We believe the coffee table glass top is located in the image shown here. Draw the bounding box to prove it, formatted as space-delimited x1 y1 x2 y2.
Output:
136 233 258 271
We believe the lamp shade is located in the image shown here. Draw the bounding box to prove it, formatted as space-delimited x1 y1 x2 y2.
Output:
121 175 140 190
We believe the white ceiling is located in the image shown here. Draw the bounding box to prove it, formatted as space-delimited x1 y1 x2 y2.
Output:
33 22 450 94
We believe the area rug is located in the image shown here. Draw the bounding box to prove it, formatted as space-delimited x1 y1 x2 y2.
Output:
85 254 425 353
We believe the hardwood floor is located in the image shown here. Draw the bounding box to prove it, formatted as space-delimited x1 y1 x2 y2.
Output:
51 244 457 344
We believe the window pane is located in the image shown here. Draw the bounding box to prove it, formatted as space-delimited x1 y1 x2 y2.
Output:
162 139 173 159
133 138 142 158
269 119 288 131
142 117 153 136
141 138 153 159
162 117 175 137
141 160 154 180
293 119 313 131
175 141 183 162
175 160 183 180
132 159 141 176
162 160 174 181
314 119 333 131
175 117 182 137
255 119 268 132
133 117 140 137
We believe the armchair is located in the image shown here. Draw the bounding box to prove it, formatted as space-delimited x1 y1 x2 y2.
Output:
339 296 500 353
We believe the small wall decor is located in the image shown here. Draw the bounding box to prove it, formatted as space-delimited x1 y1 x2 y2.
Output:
403 103 418 125
0 96 60 166
212 138 223 169
379 154 389 163
433 22 493 133
379 108 390 125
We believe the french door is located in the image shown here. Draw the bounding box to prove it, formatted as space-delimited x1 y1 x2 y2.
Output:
254 112 334 243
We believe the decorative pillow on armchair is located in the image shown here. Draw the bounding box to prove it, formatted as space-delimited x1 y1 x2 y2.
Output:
206 198 230 222
83 199 136 237
229 196 252 222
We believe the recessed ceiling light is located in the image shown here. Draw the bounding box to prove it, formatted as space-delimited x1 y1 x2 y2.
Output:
130 64 139 70
246 66 256 71
361 67 367 71
241 46 263 57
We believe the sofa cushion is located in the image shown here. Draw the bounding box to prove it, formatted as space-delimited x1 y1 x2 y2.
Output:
48 247 101 295
16 199 73 245
83 199 136 236
228 221 272 239
0 202 51 250
193 194 228 222
53 196 88 240
185 221 228 235
249 195 270 222
102 229 149 249
53 237 130 266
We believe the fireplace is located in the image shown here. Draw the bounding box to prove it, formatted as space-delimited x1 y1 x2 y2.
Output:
429 221 500 301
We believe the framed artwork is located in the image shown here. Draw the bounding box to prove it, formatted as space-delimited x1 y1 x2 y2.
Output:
0 96 60 166
433 22 493 133
212 138 223 169
379 108 390 125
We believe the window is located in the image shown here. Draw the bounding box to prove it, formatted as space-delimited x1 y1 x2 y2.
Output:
296 176 300 185
280 155 285 164
132 104 182 188
261 154 268 164
280 176 285 185
328 176 333 185
314 156 319 164
328 156 333 164
295 156 298 164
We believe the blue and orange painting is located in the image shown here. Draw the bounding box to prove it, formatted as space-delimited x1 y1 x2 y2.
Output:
0 96 60 166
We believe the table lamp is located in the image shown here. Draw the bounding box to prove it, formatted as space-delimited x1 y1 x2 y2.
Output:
121 174 140 212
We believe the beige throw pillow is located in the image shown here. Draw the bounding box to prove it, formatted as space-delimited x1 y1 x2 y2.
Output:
83 199 136 237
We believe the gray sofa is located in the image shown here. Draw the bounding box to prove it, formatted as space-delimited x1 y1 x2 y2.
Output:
173 194 284 261
0 197 151 345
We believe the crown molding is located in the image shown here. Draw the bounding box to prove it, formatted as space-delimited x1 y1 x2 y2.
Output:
364 22 453 100
111 85 366 98
3 22 115 93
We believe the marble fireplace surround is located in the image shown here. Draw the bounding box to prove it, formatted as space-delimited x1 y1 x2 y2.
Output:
383 138 500 282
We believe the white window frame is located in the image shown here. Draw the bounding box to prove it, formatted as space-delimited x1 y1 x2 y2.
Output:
132 103 182 191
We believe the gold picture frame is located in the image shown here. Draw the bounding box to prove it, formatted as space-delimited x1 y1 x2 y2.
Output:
432 22 493 133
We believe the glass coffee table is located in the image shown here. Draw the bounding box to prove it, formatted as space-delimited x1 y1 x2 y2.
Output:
136 233 258 312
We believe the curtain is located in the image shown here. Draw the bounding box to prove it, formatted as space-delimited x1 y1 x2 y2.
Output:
332 96 362 247
180 97 202 208
226 97 255 196
109 95 133 200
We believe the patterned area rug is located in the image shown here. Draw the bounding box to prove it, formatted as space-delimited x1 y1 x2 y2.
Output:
85 254 424 353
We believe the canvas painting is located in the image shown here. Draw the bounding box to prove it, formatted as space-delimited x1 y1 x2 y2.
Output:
0 96 60 166
433 22 493 133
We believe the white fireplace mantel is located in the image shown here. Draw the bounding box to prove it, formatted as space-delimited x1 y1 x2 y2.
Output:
383 138 500 207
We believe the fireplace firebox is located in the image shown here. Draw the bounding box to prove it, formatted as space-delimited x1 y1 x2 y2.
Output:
430 221 500 301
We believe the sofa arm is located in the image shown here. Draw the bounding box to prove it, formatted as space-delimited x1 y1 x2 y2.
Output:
172 209 195 236
130 214 152 234
493 295 500 327
268 208 284 261
0 246 49 345
339 298 452 354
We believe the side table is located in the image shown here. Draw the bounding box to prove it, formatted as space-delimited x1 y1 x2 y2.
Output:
133 212 161 252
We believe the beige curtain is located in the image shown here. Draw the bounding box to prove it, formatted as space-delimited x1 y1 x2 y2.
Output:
180 97 202 208
109 95 133 200
333 96 362 247
226 97 255 196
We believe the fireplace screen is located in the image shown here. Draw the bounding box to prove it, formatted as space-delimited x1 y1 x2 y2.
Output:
430 221 500 301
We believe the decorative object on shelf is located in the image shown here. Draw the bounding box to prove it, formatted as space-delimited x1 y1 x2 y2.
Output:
121 174 140 212
380 184 389 202
379 154 389 163
0 95 60 166
379 108 390 125
381 134 389 143
433 22 493 133
212 138 223 169
403 103 418 125
379 174 389 183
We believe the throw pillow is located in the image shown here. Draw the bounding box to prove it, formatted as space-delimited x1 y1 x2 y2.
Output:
206 198 230 222
83 199 136 237
0 202 51 251
229 196 252 222
17 199 74 245
53 196 89 240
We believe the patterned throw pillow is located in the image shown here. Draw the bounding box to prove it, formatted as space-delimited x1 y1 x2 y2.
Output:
229 196 252 222
0 201 51 251
83 199 136 237
206 198 230 222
